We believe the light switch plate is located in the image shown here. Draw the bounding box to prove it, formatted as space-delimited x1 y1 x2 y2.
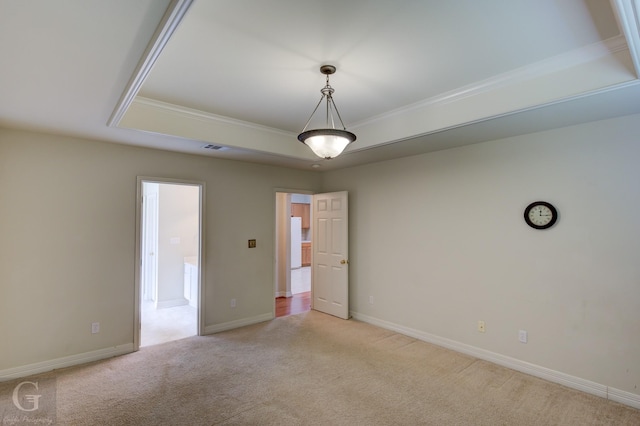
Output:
248 239 256 248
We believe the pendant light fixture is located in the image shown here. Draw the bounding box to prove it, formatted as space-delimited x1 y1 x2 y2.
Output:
297 65 356 159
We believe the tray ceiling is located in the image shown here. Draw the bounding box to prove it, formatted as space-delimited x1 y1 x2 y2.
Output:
2 0 640 170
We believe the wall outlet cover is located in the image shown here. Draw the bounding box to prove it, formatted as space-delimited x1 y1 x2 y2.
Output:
519 329 528 343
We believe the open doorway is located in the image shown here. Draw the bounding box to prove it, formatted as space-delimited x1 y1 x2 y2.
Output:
275 192 311 317
137 179 203 348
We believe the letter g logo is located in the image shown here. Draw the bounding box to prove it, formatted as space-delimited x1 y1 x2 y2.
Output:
12 381 42 412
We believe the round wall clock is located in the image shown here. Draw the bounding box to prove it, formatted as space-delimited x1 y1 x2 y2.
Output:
524 201 557 229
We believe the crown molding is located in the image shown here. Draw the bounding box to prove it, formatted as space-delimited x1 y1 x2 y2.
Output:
108 0 194 127
131 96 295 138
613 0 640 77
120 96 315 159
351 35 629 129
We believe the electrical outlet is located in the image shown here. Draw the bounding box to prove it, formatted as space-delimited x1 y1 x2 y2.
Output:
477 320 486 333
369 296 374 304
518 329 528 343
91 322 100 334
230 298 236 308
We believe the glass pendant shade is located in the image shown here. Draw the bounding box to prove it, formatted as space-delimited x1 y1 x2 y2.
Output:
298 129 356 159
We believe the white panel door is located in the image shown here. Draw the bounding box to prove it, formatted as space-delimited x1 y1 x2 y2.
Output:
312 191 349 319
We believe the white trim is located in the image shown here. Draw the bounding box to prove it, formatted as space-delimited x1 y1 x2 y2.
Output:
275 291 292 298
0 344 133 382
347 79 640 155
156 298 188 309
351 36 628 129
132 96 295 138
613 0 640 77
351 311 640 409
609 387 640 410
204 313 273 334
108 0 195 127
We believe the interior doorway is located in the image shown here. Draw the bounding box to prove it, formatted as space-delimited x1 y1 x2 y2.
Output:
275 192 312 317
136 179 203 348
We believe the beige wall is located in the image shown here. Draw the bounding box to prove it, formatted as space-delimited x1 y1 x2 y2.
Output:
1 113 639 402
321 113 640 396
0 128 321 371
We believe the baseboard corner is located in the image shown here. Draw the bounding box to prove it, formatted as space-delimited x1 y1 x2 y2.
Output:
204 312 274 334
350 311 635 407
0 343 134 382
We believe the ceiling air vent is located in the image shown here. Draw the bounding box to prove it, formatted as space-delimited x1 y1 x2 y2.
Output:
202 144 227 151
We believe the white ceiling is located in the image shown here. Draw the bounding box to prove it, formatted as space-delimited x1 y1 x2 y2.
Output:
1 0 640 170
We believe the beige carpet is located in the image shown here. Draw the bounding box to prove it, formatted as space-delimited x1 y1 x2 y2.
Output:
2 311 639 425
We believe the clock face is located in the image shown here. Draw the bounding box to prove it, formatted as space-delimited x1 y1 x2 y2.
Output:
524 201 557 229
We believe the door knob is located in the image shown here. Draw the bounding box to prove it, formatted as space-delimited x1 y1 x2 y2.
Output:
340 259 349 265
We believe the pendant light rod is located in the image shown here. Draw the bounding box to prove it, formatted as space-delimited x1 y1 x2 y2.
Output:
299 65 348 133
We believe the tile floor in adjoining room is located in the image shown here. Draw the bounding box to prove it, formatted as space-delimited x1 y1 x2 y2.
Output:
141 300 196 347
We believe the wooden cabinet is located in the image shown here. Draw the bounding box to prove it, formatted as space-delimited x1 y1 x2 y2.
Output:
291 203 310 229
291 203 303 219
301 242 311 267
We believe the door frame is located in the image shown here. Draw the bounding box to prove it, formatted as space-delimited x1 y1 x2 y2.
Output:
141 182 159 304
274 188 314 316
134 176 206 350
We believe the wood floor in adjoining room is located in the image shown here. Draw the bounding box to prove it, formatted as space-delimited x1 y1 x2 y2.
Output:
276 266 311 317
276 291 311 317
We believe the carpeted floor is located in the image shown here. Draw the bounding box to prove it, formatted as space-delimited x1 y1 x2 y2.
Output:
2 310 639 425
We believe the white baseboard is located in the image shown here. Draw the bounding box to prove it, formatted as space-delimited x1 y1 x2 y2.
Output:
351 311 640 410
156 298 188 309
0 343 134 382
275 291 292 298
609 387 640 410
204 312 274 334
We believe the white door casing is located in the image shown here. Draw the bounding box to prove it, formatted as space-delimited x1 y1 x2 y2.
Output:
312 191 349 319
142 183 159 303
